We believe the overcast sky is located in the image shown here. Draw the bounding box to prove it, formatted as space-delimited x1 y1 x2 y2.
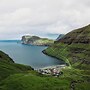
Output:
0 0 90 39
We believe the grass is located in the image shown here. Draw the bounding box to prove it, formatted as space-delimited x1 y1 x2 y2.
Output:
0 51 33 81
44 42 90 90
0 67 90 90
35 39 54 45
0 73 70 90
44 43 90 70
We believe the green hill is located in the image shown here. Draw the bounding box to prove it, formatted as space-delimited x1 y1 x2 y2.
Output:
0 51 33 81
44 24 90 70
43 24 90 89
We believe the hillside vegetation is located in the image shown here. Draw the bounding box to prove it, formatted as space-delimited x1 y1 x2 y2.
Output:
0 51 33 81
43 24 90 89
44 24 90 69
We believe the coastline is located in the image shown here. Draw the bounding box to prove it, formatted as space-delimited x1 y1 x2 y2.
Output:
42 50 68 65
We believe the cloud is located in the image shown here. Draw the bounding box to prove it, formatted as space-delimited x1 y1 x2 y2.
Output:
0 0 90 39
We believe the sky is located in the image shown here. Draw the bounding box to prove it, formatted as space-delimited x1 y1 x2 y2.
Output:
0 0 90 40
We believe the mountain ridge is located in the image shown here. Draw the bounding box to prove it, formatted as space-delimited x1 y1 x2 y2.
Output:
56 24 90 44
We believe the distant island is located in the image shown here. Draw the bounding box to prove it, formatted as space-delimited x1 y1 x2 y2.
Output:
21 35 54 46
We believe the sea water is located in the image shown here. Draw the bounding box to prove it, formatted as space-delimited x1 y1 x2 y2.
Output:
0 40 64 69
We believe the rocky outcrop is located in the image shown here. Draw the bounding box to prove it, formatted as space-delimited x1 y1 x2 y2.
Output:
21 35 54 46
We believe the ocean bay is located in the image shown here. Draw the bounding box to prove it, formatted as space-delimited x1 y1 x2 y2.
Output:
0 40 64 69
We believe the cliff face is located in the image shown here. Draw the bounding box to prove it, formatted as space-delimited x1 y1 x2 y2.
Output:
44 24 90 70
21 35 54 46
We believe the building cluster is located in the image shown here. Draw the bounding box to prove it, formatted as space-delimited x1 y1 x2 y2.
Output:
37 67 63 77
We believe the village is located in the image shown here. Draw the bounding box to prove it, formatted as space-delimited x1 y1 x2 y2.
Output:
37 65 66 77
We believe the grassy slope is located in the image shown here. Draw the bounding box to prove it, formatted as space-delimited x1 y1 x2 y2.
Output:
0 67 90 90
0 51 33 81
34 38 54 45
0 72 70 90
44 43 90 70
43 25 90 89
44 43 90 89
